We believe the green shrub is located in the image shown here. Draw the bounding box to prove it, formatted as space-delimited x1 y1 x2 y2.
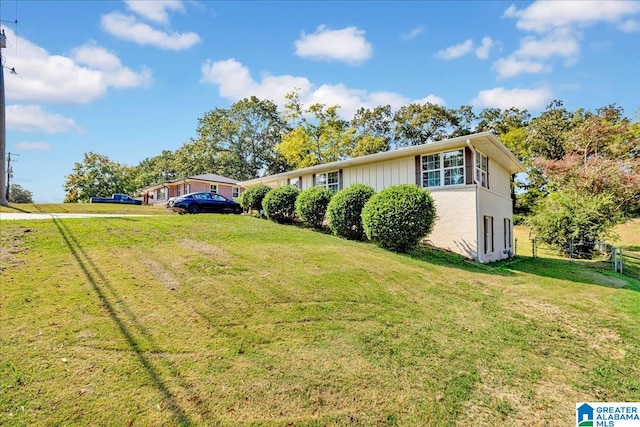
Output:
361 184 436 252
326 184 375 240
241 184 271 213
295 186 334 228
262 186 300 223
528 190 623 258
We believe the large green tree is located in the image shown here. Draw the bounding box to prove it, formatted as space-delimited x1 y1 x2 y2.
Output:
64 152 135 202
8 184 33 203
277 90 355 169
350 105 394 156
393 103 458 146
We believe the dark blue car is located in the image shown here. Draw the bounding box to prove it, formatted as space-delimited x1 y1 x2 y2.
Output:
169 192 242 214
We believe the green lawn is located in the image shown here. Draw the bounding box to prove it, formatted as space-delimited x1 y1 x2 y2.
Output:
1 212 639 426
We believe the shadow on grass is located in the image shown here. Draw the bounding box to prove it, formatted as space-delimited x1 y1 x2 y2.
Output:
2 204 31 213
49 216 203 425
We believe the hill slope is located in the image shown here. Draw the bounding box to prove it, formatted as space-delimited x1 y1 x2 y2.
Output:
1 214 638 426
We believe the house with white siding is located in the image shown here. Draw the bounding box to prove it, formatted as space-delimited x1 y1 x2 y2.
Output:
240 131 525 263
139 173 244 206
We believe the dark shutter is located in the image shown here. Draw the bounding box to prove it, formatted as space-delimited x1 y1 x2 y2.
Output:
415 155 421 186
339 169 344 190
312 174 316 186
287 178 290 185
465 147 474 185
298 176 303 189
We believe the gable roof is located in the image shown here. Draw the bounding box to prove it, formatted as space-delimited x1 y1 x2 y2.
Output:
139 173 240 192
239 131 525 187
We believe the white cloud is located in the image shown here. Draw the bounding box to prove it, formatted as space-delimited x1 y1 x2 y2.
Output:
294 25 373 65
504 1 640 33
436 39 474 60
516 29 580 63
493 57 552 79
2 29 152 105
14 141 52 151
402 26 424 41
618 19 640 33
101 11 201 50
200 58 444 118
471 87 553 110
7 105 82 134
475 37 495 60
124 0 185 24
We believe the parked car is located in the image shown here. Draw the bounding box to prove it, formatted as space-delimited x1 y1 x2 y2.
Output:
165 197 176 208
90 194 142 205
169 192 242 214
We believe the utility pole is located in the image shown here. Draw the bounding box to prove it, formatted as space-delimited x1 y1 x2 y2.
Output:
0 29 8 206
5 151 15 200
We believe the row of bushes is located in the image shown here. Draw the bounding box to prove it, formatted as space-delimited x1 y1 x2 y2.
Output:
238 183 437 253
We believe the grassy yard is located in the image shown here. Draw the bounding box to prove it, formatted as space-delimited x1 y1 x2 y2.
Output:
1 211 639 426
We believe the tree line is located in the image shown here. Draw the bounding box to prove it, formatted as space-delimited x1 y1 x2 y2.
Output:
64 92 639 224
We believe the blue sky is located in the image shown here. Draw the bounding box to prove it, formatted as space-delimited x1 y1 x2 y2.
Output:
1 0 639 203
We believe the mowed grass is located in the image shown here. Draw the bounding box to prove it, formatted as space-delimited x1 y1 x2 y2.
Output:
0 202 169 215
1 212 639 426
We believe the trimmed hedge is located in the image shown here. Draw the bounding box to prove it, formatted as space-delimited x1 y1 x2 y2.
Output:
240 184 271 213
262 186 300 223
295 186 334 228
326 184 375 240
361 184 436 252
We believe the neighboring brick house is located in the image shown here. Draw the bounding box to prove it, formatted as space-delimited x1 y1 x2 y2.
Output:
240 131 525 263
139 173 244 206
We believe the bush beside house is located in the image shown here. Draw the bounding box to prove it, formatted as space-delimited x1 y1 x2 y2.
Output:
326 184 375 240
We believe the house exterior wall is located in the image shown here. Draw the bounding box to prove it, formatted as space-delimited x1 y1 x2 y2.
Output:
428 187 478 259
239 133 523 262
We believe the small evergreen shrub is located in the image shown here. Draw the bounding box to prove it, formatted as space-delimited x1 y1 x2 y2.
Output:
326 184 375 240
295 186 334 228
361 184 436 252
235 191 246 211
241 184 271 213
262 186 300 223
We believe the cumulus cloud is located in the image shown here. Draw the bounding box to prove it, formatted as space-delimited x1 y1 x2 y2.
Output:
493 57 552 79
1 29 152 105
101 11 201 50
6 105 82 134
294 25 373 65
200 58 444 118
504 0 640 33
124 0 185 24
618 19 640 33
436 39 474 60
475 37 495 60
14 141 52 151
471 87 553 110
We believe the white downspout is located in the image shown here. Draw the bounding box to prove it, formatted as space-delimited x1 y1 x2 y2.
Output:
466 138 483 263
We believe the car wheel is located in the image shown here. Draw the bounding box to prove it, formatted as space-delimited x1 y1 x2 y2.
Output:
187 204 200 214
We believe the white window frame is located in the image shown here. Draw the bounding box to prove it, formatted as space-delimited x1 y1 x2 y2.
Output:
232 187 240 198
210 184 218 194
184 183 190 194
316 171 339 193
421 149 465 188
476 151 489 188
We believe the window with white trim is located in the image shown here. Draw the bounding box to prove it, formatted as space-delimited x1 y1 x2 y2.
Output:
232 187 240 198
210 184 217 193
289 177 300 188
316 171 339 193
476 152 489 188
421 150 465 188
184 183 190 194
156 188 166 200
484 216 494 254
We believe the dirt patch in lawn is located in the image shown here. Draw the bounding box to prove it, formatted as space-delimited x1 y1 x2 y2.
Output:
0 225 32 272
